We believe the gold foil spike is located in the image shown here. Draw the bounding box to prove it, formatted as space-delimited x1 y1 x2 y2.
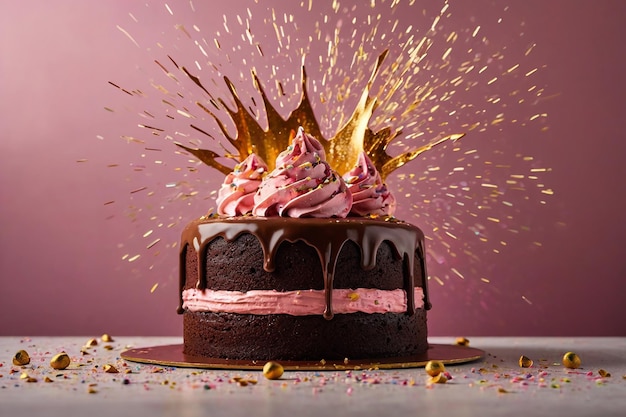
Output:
175 144 231 176
176 50 463 180
380 133 465 180
330 49 389 176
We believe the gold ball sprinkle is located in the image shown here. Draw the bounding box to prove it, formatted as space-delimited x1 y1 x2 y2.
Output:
262 361 284 380
101 334 114 342
12 350 30 366
50 353 71 370
455 337 470 346
598 369 611 378
562 352 581 369
518 355 533 368
425 360 445 377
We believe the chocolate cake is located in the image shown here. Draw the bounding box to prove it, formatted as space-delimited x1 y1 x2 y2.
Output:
179 216 430 361
177 127 431 361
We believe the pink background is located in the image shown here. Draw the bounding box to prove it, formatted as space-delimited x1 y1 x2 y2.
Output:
1 1 625 337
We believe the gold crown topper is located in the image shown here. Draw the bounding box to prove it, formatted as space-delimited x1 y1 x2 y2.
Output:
176 50 463 180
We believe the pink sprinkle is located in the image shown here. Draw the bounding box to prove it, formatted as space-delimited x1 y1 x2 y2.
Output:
346 387 353 395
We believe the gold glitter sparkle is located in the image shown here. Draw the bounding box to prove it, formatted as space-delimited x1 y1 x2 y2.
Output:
103 0 555 302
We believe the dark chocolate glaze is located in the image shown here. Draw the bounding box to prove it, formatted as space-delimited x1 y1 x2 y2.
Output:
178 216 430 319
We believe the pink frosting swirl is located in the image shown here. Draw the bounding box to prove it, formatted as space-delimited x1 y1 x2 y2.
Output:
253 127 352 218
343 151 396 217
216 153 268 216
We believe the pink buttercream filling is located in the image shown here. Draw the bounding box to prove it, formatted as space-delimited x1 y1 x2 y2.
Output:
182 287 424 316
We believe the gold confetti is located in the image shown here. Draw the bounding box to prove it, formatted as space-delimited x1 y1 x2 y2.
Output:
428 373 447 384
103 364 119 374
116 25 139 48
50 353 71 370
85 338 98 347
518 355 533 368
347 292 360 301
455 337 470 346
12 350 30 366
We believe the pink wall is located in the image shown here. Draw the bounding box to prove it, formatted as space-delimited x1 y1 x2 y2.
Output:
1 1 625 337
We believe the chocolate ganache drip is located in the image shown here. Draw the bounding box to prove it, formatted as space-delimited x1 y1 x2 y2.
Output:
178 217 430 319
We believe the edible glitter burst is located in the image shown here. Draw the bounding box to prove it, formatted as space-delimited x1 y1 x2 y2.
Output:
102 0 553 306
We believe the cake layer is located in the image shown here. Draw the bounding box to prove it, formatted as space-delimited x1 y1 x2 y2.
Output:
179 216 430 360
183 310 429 361
179 217 430 318
182 287 425 315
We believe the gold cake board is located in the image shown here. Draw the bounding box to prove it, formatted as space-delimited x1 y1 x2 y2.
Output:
121 343 484 370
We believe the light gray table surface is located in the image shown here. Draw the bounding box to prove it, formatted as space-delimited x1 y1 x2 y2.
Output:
1 336 624 417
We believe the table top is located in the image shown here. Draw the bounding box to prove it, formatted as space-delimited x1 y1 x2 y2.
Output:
1 336 625 417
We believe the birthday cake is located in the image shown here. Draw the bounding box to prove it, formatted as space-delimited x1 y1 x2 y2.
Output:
178 128 431 361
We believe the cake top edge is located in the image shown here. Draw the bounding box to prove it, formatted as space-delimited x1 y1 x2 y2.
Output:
187 214 424 234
